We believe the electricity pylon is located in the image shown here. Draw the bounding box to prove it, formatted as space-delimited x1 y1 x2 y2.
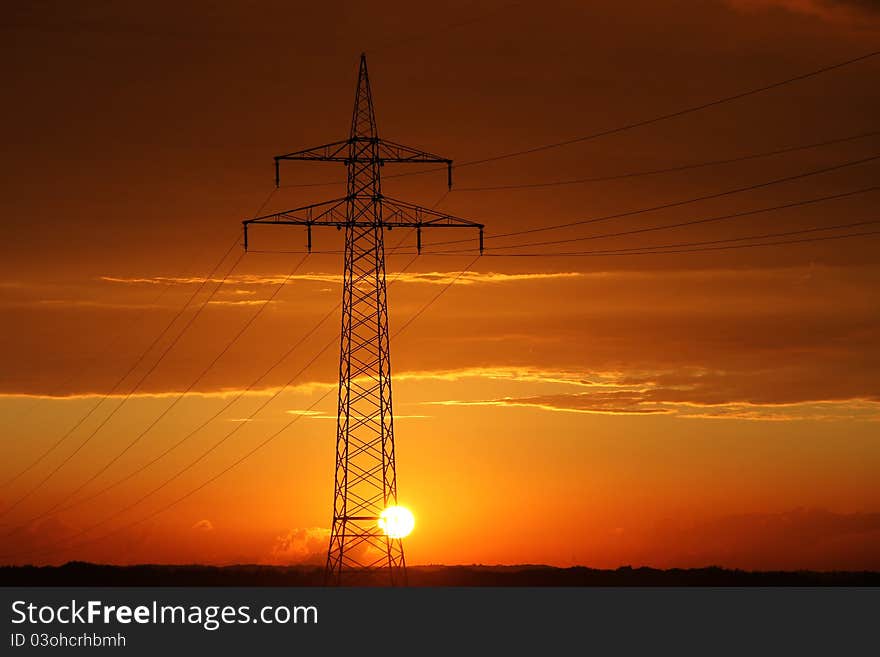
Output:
243 54 483 585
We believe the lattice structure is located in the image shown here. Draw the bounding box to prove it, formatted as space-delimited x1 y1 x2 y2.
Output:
243 55 483 585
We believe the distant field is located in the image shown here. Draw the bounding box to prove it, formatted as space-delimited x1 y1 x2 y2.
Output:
2 563 878 586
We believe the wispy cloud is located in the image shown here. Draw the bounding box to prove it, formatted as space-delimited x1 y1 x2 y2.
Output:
3 364 878 422
395 366 629 388
207 298 278 307
429 395 880 421
100 271 585 287
427 397 672 416
416 367 880 421
100 265 857 289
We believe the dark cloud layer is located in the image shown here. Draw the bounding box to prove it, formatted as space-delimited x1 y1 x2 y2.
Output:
3 264 878 412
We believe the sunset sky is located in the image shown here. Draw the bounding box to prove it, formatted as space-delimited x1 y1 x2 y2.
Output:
1 0 879 571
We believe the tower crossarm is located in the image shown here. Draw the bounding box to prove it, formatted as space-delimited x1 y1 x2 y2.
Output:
376 139 453 187
376 138 447 164
242 197 346 251
243 195 483 253
275 139 351 163
381 197 483 252
275 137 454 187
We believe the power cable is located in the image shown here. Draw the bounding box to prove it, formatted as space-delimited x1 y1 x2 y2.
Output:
0 223 426 533
435 185 880 253
428 153 880 247
0 247 246 520
0 188 276 518
444 229 880 257
454 130 880 192
0 235 240 505
0 251 479 561
26 253 310 523
384 48 880 181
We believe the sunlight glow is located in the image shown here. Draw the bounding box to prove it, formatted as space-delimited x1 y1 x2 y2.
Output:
378 505 415 539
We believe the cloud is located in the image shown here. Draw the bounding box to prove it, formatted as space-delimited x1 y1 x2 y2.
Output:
726 0 880 24
107 267 857 290
266 527 330 565
99 271 584 288
5 264 880 407
3 362 879 423
206 299 278 307
422 367 880 420
428 395 672 416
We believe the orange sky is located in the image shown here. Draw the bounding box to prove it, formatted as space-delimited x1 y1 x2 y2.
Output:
1 0 879 570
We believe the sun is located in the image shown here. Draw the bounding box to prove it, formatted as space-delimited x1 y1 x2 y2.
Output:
378 505 415 539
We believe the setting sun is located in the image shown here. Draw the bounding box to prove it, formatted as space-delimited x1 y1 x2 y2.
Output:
378 506 415 539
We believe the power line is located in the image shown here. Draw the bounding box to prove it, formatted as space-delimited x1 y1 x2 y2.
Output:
279 55 880 191
0 226 426 534
27 253 311 523
2 190 278 493
258 217 880 258
467 219 880 256
1 251 479 562
2 326 342 557
428 152 880 247
392 255 480 336
4 295 342 534
1 245 227 433
1 266 191 483
453 130 880 192
384 48 880 181
440 185 880 252
443 228 880 257
0 188 280 515
0 246 245 520
554 219 880 253
0 247 424 558
84 248 412 516
0 234 241 502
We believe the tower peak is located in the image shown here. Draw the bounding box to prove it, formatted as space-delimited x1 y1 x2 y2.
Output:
350 54 377 140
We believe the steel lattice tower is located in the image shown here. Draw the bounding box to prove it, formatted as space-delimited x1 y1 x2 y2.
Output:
243 55 483 585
